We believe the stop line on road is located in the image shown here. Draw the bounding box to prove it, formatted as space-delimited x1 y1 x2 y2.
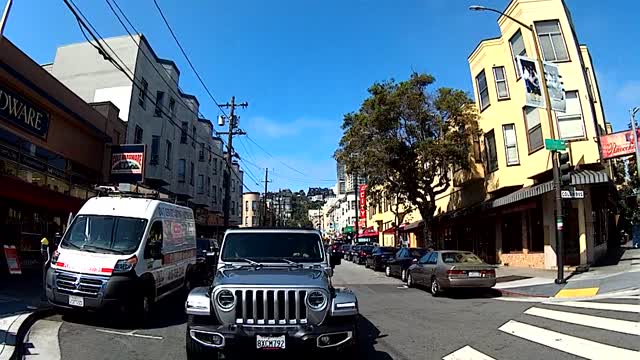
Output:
442 296 640 360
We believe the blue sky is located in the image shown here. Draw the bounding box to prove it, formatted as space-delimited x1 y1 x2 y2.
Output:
4 0 639 192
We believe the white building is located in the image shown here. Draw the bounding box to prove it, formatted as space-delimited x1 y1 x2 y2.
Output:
46 34 242 225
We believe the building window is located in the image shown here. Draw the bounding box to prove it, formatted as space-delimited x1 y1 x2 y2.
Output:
232 179 236 193
138 78 148 108
252 201 257 211
199 143 205 162
245 217 248 226
473 132 482 163
114 130 121 144
557 91 586 140
523 107 544 153
181 122 188 144
169 97 176 118
245 200 249 211
178 159 186 182
190 162 194 186
509 30 527 78
192 126 196 148
213 158 217 174
252 215 257 226
207 145 212 163
535 20 569 62
484 130 498 173
197 175 204 194
154 91 164 117
150 136 160 165
134 125 143 144
476 70 490 111
231 201 236 216
165 140 172 169
493 66 510 100
502 124 520 166
207 177 211 195
213 185 217 204
584 67 597 102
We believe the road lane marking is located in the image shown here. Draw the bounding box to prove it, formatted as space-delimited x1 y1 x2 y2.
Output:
443 345 496 360
554 287 599 298
499 320 639 360
545 300 640 313
524 307 640 335
95 328 163 340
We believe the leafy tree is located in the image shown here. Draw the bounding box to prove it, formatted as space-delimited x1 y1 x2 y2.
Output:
288 192 313 228
367 187 414 246
335 73 479 247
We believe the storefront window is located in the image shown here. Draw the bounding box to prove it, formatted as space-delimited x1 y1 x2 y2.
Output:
71 186 88 200
0 159 18 176
47 176 70 195
18 168 47 187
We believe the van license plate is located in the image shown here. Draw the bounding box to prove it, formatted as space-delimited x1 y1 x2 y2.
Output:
256 335 285 350
68 295 84 307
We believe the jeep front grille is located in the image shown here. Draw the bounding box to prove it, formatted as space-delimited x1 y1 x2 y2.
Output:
233 289 308 325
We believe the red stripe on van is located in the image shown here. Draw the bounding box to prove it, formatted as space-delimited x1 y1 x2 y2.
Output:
101 268 113 274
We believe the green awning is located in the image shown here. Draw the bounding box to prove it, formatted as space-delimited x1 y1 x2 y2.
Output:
343 226 355 234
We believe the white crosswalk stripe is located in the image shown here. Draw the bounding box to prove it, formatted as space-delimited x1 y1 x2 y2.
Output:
442 296 640 360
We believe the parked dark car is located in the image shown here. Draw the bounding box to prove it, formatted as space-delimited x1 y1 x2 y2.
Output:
347 245 361 261
365 246 396 271
352 245 374 264
328 242 344 258
342 244 354 261
407 250 496 296
385 247 430 281
196 237 219 283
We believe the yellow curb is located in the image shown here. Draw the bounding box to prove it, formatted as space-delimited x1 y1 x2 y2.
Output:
554 287 599 298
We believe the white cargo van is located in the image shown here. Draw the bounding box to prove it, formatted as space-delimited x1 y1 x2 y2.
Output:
45 195 198 321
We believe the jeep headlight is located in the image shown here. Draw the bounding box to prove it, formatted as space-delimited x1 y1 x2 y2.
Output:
306 291 327 310
216 290 235 310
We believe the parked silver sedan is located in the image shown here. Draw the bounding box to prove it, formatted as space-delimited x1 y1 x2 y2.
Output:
407 250 496 296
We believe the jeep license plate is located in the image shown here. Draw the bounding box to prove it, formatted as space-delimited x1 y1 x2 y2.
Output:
256 335 286 350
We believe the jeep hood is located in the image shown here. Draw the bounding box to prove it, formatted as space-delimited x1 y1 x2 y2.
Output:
214 267 329 288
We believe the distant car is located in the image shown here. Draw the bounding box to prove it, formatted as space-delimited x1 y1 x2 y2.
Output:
365 246 396 271
352 245 374 265
385 247 430 282
347 245 361 261
341 244 352 260
328 242 344 258
407 250 496 296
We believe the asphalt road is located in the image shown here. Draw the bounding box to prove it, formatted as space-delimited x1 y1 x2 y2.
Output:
28 262 639 359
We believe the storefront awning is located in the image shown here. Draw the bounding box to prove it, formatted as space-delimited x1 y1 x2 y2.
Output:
403 220 424 231
359 226 379 237
343 225 355 234
491 170 609 209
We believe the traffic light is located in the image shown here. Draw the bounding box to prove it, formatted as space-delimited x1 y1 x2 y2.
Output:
559 152 572 187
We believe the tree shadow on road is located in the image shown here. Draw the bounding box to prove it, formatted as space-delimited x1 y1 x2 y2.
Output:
355 314 395 360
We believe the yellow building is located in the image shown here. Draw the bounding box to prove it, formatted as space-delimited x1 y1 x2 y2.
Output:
365 189 424 248
431 0 614 269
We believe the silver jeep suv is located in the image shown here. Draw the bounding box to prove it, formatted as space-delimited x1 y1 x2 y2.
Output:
185 229 359 359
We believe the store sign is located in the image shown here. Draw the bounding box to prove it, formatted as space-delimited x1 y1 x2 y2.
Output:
516 56 546 109
358 184 367 220
110 144 146 183
3 245 21 275
0 85 50 139
599 130 640 160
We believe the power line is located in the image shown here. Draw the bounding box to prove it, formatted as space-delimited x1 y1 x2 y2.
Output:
245 135 309 177
63 0 248 189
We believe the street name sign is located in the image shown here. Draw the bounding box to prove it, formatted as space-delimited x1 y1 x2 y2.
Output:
545 138 567 151
561 189 584 199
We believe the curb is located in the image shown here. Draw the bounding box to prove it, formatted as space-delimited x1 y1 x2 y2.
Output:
10 307 55 360
495 288 552 298
496 286 640 301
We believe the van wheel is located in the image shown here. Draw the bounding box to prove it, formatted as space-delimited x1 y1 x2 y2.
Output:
131 287 154 327
186 327 220 360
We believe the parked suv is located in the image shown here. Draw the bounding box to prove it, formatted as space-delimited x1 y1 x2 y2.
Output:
351 245 374 265
185 229 359 359
385 247 429 282
365 246 396 271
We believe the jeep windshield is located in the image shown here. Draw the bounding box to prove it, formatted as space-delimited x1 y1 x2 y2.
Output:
60 215 148 255
221 232 324 263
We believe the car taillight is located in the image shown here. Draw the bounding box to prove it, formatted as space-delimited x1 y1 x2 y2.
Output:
360 251 366 256
481 269 495 277
447 269 466 275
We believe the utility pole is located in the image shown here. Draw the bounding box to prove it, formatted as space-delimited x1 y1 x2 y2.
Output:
261 168 270 227
277 189 282 228
219 96 248 228
631 107 640 181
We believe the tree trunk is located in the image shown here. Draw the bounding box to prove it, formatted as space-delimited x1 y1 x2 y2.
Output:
419 207 435 249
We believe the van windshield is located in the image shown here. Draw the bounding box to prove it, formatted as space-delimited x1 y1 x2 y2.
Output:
60 215 148 255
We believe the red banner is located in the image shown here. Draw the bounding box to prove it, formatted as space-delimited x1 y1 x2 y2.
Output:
358 185 367 220
600 130 640 160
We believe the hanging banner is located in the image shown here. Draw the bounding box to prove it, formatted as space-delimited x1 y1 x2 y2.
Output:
517 56 546 109
358 185 367 220
599 129 640 160
543 61 566 113
110 144 146 183
3 245 22 275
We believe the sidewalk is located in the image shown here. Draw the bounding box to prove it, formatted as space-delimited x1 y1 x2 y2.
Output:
0 270 52 360
494 247 640 299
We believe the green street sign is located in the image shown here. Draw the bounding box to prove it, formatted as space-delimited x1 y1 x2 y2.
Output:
545 138 567 151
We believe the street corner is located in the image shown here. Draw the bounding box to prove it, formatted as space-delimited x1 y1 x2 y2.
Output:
554 287 599 298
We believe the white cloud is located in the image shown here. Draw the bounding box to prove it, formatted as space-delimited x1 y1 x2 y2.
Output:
244 116 333 138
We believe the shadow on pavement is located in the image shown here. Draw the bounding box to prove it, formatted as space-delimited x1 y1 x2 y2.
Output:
57 290 187 331
410 285 502 300
356 314 395 360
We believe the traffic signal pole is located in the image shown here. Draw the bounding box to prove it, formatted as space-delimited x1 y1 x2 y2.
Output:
553 152 565 283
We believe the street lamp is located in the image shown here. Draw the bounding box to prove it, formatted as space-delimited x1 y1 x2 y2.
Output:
631 107 640 181
470 5 566 284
